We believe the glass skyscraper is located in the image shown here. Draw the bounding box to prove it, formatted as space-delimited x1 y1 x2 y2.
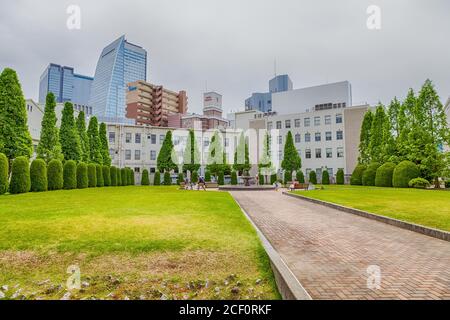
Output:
89 35 147 123
245 74 293 112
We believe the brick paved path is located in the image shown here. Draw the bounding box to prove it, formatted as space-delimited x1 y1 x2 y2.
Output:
230 190 450 300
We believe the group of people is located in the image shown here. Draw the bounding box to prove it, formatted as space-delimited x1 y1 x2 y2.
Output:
184 177 206 191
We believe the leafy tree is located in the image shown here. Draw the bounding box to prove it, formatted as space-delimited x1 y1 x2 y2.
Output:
87 117 103 164
309 171 317 184
30 159 47 192
336 169 345 185
296 170 305 183
182 130 200 174
116 167 121 186
141 169 150 186
284 171 292 184
368 104 387 163
0 153 8 194
217 171 224 185
281 131 301 175
259 132 274 177
270 174 277 185
233 133 251 175
96 164 104 187
157 131 177 173
153 171 161 186
397 89 416 160
206 131 225 177
99 123 111 166
322 170 330 185
102 165 111 186
9 156 30 194
36 92 62 163
164 171 171 185
0 68 33 164
63 160 77 190
129 168 135 185
77 162 88 189
205 170 211 182
47 159 63 191
120 168 127 186
76 111 89 163
60 102 82 161
177 172 184 185
358 111 373 164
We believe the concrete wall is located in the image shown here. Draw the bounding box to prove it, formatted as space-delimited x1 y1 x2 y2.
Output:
344 105 370 175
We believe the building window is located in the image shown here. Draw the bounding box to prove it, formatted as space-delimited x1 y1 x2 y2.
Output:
125 149 131 160
326 131 332 141
150 150 156 160
134 150 141 160
305 149 311 159
336 114 343 124
276 121 282 129
134 167 140 173
304 118 310 127
278 136 282 145
336 130 343 140
224 138 229 147
149 134 156 144
326 148 332 158
267 122 273 130
295 133 301 143
285 120 291 129
294 119 301 128
316 168 322 179
160 134 165 144
314 116 320 126
150 167 156 173
204 139 209 147
306 168 311 176
305 133 311 142
315 132 321 142
135 133 141 144
125 133 132 143
315 148 322 158
328 168 334 176
297 149 301 157
278 150 283 160
325 115 331 125
337 147 344 158
109 148 115 159
109 132 115 144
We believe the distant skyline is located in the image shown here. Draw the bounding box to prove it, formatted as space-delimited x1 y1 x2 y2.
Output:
1 0 450 114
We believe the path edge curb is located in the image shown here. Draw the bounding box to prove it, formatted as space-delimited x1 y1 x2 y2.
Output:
283 191 450 242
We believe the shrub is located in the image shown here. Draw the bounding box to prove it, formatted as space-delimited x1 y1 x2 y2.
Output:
409 178 430 189
205 171 211 182
309 171 317 184
0 153 8 195
63 160 77 190
393 161 420 188
445 180 450 189
141 169 150 186
322 170 330 185
30 159 47 192
231 171 238 185
116 167 122 186
110 166 117 186
154 171 161 186
258 174 264 185
296 171 305 183
9 156 30 194
362 162 380 186
270 174 277 185
121 168 127 186
47 159 63 191
336 169 345 185
218 171 225 185
284 171 292 184
87 163 97 187
96 164 104 187
375 162 396 187
191 171 198 184
164 171 171 185
177 172 184 185
350 164 367 186
76 162 88 189
103 166 111 186
129 169 135 185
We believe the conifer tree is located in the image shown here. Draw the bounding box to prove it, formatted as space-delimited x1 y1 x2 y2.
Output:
87 116 103 164
281 131 301 174
76 111 89 163
233 133 251 174
60 102 82 161
182 130 200 174
37 92 62 163
358 111 373 164
206 131 225 177
368 104 386 163
157 131 177 173
99 123 111 166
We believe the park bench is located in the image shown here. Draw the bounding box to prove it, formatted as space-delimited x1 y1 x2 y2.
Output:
205 182 219 189
288 182 309 191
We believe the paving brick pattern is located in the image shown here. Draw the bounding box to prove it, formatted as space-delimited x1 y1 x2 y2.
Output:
230 190 450 300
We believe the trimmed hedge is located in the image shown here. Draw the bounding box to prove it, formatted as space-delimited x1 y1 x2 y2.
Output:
409 177 430 189
177 173 184 185
393 161 420 188
164 172 171 185
322 170 330 185
270 174 277 185
296 171 305 183
116 167 122 186
0 153 8 194
30 159 47 192
258 174 264 185
350 164 367 186
218 171 225 185
77 162 88 189
10 156 31 194
309 171 317 184
96 164 104 187
362 162 380 186
375 162 396 187
205 171 211 182
63 160 77 190
191 171 198 184
110 166 117 186
121 168 127 186
154 171 161 186
284 171 292 184
88 163 97 188
231 171 238 185
129 169 135 185
103 166 111 186
141 169 150 186
47 159 63 191
336 169 345 185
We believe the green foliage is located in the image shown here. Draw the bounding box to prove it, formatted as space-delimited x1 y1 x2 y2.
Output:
258 174 264 185
63 160 77 190
258 133 273 176
205 171 211 182
358 111 373 164
96 164 104 187
282 131 301 172
76 112 89 163
270 174 277 185
296 170 305 183
191 171 198 184
375 162 396 187
0 153 8 194
157 131 177 173
284 171 292 184
393 161 420 188
164 171 171 185
350 164 367 186
87 163 97 188
87 117 103 164
60 102 81 161
182 130 200 173
177 172 184 185
116 167 121 186
121 168 127 186
153 171 161 186
231 171 238 185
397 89 416 161
110 166 117 186
129 168 135 186
408 178 430 189
336 169 345 185
322 170 330 185
47 159 63 191
9 156 30 194
233 133 251 174
102 165 111 186
0 68 33 161
141 169 150 186
36 92 62 162
76 162 88 189
206 131 226 176
368 104 387 163
99 123 111 166
218 171 224 185
309 171 317 184
362 162 380 186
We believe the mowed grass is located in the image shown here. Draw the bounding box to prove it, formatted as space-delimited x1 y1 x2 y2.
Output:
0 187 279 300
293 185 450 231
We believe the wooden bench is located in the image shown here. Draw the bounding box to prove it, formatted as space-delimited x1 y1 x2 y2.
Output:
289 182 309 190
179 182 186 190
205 182 219 189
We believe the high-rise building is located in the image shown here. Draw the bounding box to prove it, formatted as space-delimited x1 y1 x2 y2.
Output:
126 80 188 127
180 92 229 130
245 74 293 112
89 35 147 123
39 63 93 113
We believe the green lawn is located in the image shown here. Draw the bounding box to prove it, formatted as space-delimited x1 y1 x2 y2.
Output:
293 185 450 232
0 187 279 300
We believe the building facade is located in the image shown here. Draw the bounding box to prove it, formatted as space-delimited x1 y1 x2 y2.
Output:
180 92 229 130
126 80 187 127
89 35 147 123
245 74 293 112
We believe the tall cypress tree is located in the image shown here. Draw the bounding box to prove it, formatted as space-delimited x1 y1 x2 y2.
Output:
0 68 33 164
87 116 103 164
397 89 416 160
368 104 386 163
157 131 177 172
281 131 301 174
358 111 373 164
99 123 111 166
233 133 251 174
60 102 82 161
37 92 62 163
206 131 225 176
258 132 273 176
77 111 89 163
182 130 200 174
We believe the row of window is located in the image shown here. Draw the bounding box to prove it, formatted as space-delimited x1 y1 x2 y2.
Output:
271 130 343 145
268 114 343 130
274 147 344 160
109 132 166 145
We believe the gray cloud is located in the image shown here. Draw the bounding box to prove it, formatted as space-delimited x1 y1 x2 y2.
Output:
1 0 449 114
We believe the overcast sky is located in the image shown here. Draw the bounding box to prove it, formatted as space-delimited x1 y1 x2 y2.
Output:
1 0 449 114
